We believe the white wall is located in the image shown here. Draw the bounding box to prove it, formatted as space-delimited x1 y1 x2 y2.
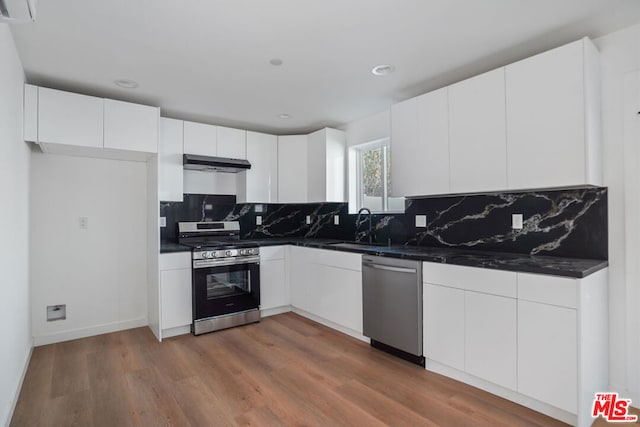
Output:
342 110 390 147
594 24 640 403
183 169 237 195
29 153 148 345
0 25 31 427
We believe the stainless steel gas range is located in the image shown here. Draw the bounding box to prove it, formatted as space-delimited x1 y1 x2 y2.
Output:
178 221 260 335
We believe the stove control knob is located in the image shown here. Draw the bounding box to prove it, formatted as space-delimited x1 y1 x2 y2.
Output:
209 251 217 259
240 249 247 256
203 251 211 259
225 250 233 257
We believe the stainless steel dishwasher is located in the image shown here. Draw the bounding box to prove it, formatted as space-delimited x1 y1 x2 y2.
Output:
362 255 424 366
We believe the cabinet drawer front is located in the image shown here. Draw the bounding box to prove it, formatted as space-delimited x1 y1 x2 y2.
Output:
260 245 286 261
312 248 362 271
422 262 516 297
517 273 577 308
160 252 191 270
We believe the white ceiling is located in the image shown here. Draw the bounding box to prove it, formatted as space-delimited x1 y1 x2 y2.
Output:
10 0 640 134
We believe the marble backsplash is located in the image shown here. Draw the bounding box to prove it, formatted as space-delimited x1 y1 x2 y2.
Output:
160 186 607 260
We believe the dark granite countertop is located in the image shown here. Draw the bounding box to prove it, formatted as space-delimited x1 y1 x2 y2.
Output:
160 239 607 278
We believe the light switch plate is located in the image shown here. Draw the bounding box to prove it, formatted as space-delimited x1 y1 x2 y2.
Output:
415 215 427 228
306 215 312 225
334 215 340 225
512 213 523 230
256 216 262 226
159 217 166 227
79 216 88 229
255 204 263 213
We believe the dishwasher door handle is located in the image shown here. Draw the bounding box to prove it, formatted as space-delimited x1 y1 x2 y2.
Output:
363 262 417 274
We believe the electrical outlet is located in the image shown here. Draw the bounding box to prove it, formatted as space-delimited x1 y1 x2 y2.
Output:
204 204 213 211
256 216 262 226
512 213 524 230
79 216 88 229
415 215 427 228
306 215 312 225
47 304 66 321
159 217 166 227
255 204 264 213
334 215 340 225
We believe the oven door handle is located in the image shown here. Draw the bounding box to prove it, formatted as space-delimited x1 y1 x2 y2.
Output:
193 256 260 269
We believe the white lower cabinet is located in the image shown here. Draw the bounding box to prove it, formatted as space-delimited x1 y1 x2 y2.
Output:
259 246 289 313
423 284 464 371
160 268 192 330
159 253 192 336
464 291 516 390
289 247 363 335
518 300 577 414
423 263 608 427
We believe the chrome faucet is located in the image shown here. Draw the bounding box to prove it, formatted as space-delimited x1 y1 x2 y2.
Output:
356 207 373 244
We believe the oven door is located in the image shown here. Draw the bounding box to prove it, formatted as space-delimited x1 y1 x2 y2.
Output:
192 260 260 320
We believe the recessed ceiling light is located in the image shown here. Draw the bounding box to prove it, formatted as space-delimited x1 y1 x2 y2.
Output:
114 79 139 89
371 64 395 76
269 58 283 66
277 113 291 119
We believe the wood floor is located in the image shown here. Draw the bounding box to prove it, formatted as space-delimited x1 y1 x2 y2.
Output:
12 312 573 427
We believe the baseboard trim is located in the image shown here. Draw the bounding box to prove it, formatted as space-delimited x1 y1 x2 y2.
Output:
33 317 148 346
161 325 191 339
3 342 33 427
291 307 368 343
261 305 292 318
425 359 576 426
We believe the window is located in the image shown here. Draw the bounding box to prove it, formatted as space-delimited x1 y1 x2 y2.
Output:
349 138 404 213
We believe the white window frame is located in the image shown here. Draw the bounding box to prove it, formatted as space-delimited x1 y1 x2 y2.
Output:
348 137 402 214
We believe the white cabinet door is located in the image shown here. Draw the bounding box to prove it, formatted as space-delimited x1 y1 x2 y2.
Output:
242 131 278 203
316 265 363 333
465 291 517 390
391 88 449 197
278 135 308 203
518 300 577 413
159 118 184 202
423 283 465 370
183 121 217 156
260 259 288 311
449 68 507 192
217 126 246 159
160 268 192 330
289 248 320 313
37 87 103 148
506 38 597 189
103 99 159 153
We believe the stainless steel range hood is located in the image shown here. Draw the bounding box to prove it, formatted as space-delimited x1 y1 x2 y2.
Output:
183 154 251 173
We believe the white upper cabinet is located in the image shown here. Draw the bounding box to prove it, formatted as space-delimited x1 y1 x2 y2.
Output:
183 121 217 157
158 118 184 202
391 87 449 197
278 135 308 203
238 131 278 203
103 99 159 153
307 128 346 203
217 126 246 159
37 86 103 148
506 37 601 190
449 68 507 193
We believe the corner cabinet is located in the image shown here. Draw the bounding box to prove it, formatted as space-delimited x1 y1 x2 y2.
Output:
307 128 347 202
423 262 608 427
506 37 601 190
277 135 309 203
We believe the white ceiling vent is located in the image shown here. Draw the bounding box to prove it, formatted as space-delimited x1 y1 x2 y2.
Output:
0 0 36 22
